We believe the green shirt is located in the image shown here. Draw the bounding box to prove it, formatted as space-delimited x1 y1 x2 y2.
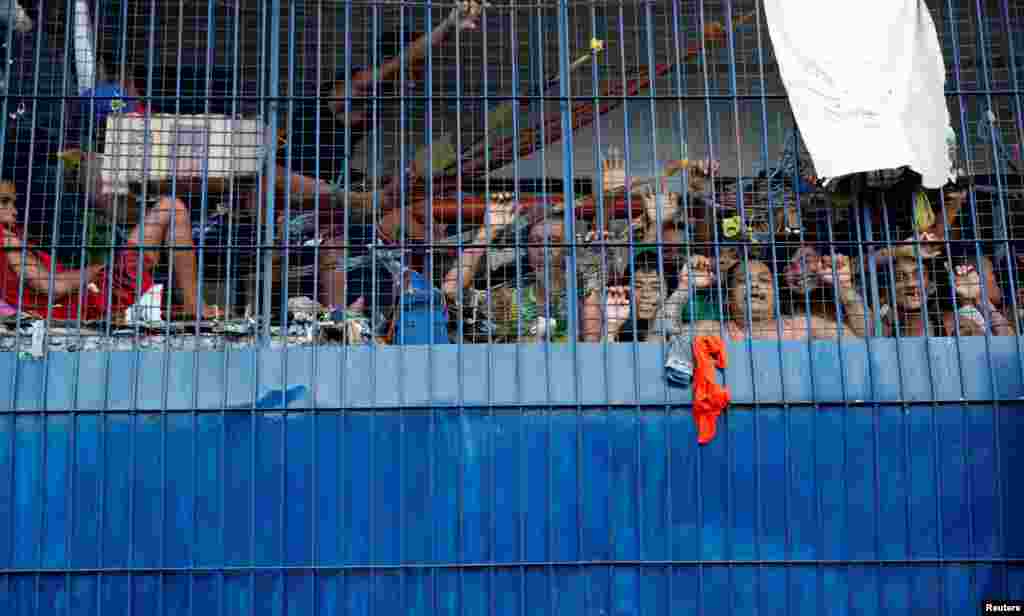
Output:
491 284 571 342
680 289 722 323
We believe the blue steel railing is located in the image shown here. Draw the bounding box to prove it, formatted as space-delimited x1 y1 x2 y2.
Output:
0 3 1017 352
0 1 1020 613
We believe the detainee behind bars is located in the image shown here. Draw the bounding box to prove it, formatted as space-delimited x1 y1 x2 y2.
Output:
442 194 580 343
642 252 864 342
0 181 218 322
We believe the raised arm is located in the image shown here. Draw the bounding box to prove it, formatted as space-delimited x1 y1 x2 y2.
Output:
646 254 715 343
874 230 943 262
817 254 874 338
599 152 719 201
327 1 483 117
442 193 516 301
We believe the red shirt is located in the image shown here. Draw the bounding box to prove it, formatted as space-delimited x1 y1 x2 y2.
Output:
0 226 155 321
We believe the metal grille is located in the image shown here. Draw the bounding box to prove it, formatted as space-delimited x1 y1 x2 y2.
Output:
0 0 1022 613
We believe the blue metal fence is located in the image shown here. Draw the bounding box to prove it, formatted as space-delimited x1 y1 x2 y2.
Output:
0 0 1023 612
0 341 1022 613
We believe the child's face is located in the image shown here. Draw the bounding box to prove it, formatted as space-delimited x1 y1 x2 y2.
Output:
632 270 662 319
0 182 16 226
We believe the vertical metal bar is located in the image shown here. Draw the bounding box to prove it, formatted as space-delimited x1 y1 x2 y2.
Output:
261 0 282 343
996 0 1024 386
556 0 578 345
966 0 1008 573
279 0 298 334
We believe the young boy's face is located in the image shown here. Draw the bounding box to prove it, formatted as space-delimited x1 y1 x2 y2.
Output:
0 182 17 226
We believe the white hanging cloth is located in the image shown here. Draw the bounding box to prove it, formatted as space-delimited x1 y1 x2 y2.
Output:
762 0 954 188
72 0 96 94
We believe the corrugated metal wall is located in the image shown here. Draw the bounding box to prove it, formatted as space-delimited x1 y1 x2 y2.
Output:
1 340 1022 613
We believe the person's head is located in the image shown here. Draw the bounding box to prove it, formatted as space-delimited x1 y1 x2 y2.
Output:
624 249 665 320
892 257 929 312
726 258 776 321
527 216 565 273
656 223 684 264
0 181 17 227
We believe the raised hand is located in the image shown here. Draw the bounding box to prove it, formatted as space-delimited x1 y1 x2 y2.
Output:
602 147 627 194
484 192 517 229
689 158 720 178
816 253 853 288
914 231 943 259
953 263 982 301
687 158 719 192
784 245 820 291
680 255 714 290
641 191 680 226
448 0 485 32
605 286 632 334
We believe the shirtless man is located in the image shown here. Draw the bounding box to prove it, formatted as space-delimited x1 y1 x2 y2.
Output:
651 256 861 341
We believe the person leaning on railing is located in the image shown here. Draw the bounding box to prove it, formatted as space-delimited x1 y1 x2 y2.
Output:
642 254 861 342
781 245 874 337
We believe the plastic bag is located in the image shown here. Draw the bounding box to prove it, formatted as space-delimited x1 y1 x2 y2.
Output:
665 333 694 386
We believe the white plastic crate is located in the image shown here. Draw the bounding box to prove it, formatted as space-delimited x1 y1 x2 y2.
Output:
100 114 268 191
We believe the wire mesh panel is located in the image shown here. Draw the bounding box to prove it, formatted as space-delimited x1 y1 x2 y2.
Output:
0 0 1022 614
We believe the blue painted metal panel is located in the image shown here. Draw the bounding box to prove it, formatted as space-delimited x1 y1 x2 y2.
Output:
0 344 1020 614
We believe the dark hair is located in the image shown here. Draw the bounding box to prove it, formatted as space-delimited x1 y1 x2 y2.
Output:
623 249 662 285
724 257 776 288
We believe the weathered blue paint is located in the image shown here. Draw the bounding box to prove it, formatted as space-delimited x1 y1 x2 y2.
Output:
0 341 1020 614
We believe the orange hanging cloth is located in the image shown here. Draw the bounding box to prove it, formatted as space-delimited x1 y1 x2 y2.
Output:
691 336 731 445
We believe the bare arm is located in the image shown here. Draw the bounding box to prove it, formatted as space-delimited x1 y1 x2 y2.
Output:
2 232 102 298
990 307 1016 336
327 2 481 117
581 290 605 342
442 226 491 300
874 231 942 262
442 194 516 300
646 255 715 343
645 286 691 343
835 281 872 337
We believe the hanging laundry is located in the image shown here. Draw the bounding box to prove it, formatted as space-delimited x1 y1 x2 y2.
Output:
691 336 731 445
762 0 953 188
